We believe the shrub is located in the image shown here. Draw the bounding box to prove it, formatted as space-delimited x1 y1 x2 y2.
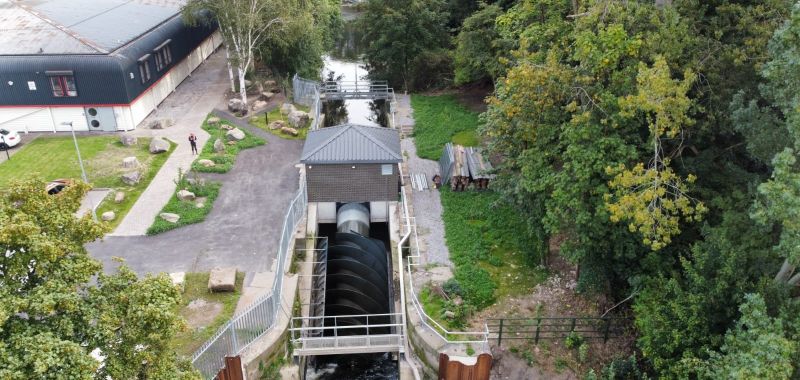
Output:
565 331 585 349
442 278 463 297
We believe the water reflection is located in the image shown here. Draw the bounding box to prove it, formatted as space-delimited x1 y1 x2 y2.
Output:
321 6 388 128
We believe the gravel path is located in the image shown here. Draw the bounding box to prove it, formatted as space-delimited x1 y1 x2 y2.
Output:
396 94 452 266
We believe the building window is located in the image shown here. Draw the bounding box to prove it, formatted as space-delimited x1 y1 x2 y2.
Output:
154 40 172 71
48 75 77 97
138 55 151 84
381 164 393 175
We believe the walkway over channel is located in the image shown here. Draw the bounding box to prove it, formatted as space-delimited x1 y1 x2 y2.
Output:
290 313 405 356
320 80 394 101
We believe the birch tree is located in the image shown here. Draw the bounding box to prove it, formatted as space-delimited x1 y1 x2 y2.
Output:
183 0 291 106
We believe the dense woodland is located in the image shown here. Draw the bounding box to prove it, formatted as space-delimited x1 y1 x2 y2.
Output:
360 0 800 378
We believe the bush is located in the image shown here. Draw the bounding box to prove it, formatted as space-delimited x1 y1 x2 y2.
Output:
147 179 221 235
192 116 265 173
565 331 585 349
442 278 463 297
410 49 453 90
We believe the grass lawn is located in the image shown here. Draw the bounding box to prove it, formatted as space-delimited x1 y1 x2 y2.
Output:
192 115 266 174
411 94 481 160
0 135 174 230
439 188 547 309
173 272 245 356
147 179 221 235
248 105 310 140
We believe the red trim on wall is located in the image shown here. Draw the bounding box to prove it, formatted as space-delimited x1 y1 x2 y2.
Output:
0 33 219 109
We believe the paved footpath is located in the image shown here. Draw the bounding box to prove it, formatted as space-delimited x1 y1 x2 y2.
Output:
395 94 452 266
110 50 229 236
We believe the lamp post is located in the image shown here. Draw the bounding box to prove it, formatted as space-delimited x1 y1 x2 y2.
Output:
61 121 97 222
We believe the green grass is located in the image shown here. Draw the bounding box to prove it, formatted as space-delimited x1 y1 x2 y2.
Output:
440 188 547 309
147 180 221 235
411 94 481 160
172 272 245 356
192 115 266 173
0 136 175 231
0 136 116 187
249 106 310 140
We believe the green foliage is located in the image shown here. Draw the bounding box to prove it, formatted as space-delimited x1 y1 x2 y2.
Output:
147 179 221 235
0 178 198 379
257 0 343 77
565 331 584 349
453 3 504 85
410 95 481 160
360 0 450 90
440 187 545 309
699 294 796 380
192 116 266 173
442 278 463 298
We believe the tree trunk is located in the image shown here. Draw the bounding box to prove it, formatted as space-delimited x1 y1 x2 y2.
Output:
225 49 236 92
237 65 248 106
775 259 795 283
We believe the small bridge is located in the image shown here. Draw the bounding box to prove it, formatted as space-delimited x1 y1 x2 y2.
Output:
320 80 394 101
290 313 405 356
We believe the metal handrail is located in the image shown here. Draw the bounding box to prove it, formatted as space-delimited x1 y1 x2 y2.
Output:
398 164 490 349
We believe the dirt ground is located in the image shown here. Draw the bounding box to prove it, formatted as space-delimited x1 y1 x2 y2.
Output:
184 299 223 330
471 242 636 378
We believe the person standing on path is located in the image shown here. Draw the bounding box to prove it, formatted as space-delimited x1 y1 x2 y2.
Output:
189 133 198 155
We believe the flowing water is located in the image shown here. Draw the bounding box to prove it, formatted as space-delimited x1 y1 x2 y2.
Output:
305 8 400 378
320 5 388 128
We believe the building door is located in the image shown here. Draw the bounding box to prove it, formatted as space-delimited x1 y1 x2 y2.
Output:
84 107 117 132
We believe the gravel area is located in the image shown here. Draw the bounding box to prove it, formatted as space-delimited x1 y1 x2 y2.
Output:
396 94 452 266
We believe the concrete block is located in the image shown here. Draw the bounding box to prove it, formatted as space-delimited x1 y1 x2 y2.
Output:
208 267 237 292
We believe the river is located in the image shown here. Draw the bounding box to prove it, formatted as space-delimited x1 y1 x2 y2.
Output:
319 5 388 128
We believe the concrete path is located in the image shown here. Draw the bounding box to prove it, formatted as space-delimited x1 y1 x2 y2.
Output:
76 188 111 218
110 50 229 236
396 94 452 266
86 121 303 275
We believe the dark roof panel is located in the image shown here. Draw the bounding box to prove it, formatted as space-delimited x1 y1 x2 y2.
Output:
0 0 185 55
302 124 402 164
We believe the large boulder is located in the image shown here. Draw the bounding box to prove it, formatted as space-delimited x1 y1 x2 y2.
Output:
213 138 225 153
208 268 237 292
198 159 215 167
121 156 139 168
149 138 169 154
268 120 287 130
260 91 275 101
280 103 295 116
121 171 140 186
160 212 180 223
114 191 125 203
280 126 299 136
177 189 196 201
228 98 246 113
120 134 137 146
226 128 246 141
246 81 263 95
288 110 310 128
252 100 268 110
101 211 115 221
207 117 221 126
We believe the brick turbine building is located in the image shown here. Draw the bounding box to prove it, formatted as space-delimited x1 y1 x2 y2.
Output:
301 124 402 223
0 0 221 133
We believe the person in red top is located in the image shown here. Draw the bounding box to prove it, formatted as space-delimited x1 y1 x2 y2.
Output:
189 133 198 155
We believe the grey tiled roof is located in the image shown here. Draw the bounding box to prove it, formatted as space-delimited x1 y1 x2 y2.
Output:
301 124 402 164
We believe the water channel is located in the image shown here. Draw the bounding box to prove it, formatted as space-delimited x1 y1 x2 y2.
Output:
320 5 388 128
304 5 399 380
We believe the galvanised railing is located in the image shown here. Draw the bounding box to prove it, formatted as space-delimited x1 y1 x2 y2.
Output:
191 182 307 379
292 74 322 131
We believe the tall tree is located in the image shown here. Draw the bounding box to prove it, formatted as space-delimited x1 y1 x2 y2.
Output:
360 0 449 90
183 0 291 106
0 179 195 379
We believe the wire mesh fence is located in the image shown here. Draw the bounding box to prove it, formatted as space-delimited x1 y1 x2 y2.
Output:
292 74 322 131
191 182 307 379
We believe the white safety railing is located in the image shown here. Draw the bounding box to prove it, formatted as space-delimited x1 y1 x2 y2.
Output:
398 164 490 352
290 313 404 355
191 182 307 379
